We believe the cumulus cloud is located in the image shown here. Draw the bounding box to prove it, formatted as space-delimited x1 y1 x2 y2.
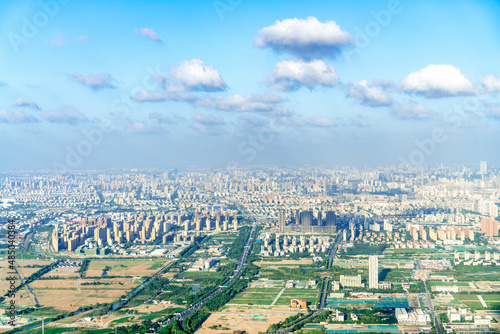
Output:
267 59 338 91
135 28 163 42
191 114 226 135
69 73 115 90
170 59 226 92
132 91 169 102
0 110 39 123
346 80 392 107
149 112 173 124
401 64 474 98
481 75 500 93
287 117 338 127
196 93 285 113
131 90 287 113
125 121 157 134
390 102 432 120
254 16 354 58
12 98 40 110
40 106 88 124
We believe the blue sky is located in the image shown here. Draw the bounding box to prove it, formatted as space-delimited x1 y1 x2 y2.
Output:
1 0 500 170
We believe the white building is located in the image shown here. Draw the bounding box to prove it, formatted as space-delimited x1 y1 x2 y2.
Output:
369 255 378 289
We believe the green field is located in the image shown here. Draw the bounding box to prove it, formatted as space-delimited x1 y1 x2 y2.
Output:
275 289 319 306
486 302 500 309
147 262 164 270
430 282 471 287
231 287 283 305
481 295 500 301
453 294 479 301
384 248 442 254
179 271 223 279
111 316 134 324
453 294 484 308
438 266 500 281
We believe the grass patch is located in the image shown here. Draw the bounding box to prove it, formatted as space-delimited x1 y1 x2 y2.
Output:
453 294 479 301
230 298 275 305
481 295 500 301
179 271 223 279
110 316 134 324
430 282 471 287
147 262 164 270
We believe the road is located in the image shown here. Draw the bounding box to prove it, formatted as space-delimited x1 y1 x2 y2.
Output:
269 229 344 334
416 260 442 334
156 220 257 332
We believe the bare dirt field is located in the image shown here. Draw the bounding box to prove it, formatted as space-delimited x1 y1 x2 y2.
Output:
41 266 79 278
86 259 167 277
0 260 54 294
126 303 185 314
198 305 303 334
161 272 176 278
26 278 139 311
33 287 124 311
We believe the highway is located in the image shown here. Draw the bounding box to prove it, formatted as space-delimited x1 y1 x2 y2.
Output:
155 219 256 332
416 260 442 334
269 229 344 334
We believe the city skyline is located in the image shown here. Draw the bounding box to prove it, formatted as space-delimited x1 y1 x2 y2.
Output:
1 1 500 170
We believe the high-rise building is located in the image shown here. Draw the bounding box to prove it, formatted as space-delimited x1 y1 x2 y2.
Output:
326 211 337 232
481 217 498 237
480 161 488 175
369 255 379 289
279 209 286 233
300 210 313 232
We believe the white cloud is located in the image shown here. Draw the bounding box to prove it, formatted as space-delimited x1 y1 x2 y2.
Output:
401 64 474 98
267 59 338 91
69 73 115 90
254 16 353 58
40 106 88 124
289 117 338 127
131 91 169 102
191 114 226 135
346 80 392 107
171 59 226 92
12 98 40 110
135 28 163 42
149 112 173 124
196 93 285 113
125 121 157 133
390 102 432 120
481 75 500 93
0 110 39 123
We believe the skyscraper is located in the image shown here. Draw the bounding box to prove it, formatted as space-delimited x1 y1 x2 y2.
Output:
480 161 488 175
300 210 313 232
369 255 379 289
279 209 286 233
